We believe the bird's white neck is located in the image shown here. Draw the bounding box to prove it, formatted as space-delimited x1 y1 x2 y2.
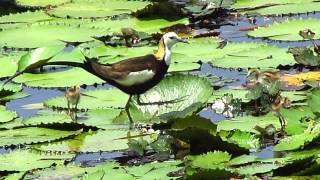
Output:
154 38 172 66
164 46 171 66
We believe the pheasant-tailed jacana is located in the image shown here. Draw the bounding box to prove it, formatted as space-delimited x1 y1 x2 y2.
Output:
5 32 188 127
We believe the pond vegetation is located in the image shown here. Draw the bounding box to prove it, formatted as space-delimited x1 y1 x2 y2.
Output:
1 0 320 179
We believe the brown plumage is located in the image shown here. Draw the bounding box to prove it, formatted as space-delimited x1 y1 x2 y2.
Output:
65 86 80 114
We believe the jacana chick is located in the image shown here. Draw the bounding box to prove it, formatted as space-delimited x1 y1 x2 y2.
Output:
65 86 80 115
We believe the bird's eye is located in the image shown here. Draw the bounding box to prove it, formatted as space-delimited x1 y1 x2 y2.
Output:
169 36 175 40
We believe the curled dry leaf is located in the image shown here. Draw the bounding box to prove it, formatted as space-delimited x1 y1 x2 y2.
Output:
281 71 320 87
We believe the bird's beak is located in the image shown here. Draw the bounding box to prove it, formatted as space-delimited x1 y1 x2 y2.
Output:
178 38 189 43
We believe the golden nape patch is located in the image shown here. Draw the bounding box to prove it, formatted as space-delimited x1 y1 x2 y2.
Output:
154 38 166 61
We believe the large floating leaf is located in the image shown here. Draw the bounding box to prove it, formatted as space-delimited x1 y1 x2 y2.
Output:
217 113 281 134
34 129 129 152
52 17 189 34
26 160 178 180
169 115 250 154
237 163 281 176
273 123 320 151
129 74 212 122
308 88 320 115
47 0 152 19
120 160 182 180
210 89 307 104
187 151 231 169
24 164 94 180
218 106 313 135
219 130 260 151
16 0 70 7
288 47 320 67
0 11 54 30
0 56 19 78
0 23 106 48
13 68 104 88
280 106 315 135
246 2 320 16
231 0 313 9
186 151 235 179
0 150 74 172
248 19 320 41
0 106 17 123
45 88 128 109
0 83 23 100
211 42 295 68
22 109 122 130
0 127 82 146
18 45 65 71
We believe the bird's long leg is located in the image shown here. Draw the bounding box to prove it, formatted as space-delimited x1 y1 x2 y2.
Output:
67 101 70 115
125 95 134 129
136 94 189 106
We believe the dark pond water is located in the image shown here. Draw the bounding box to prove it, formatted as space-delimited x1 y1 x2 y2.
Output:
1 6 320 162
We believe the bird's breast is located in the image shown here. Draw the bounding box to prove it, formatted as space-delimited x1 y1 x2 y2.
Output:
114 69 155 87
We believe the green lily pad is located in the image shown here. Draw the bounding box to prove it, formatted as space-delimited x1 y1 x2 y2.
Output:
308 88 320 115
129 74 212 122
217 113 281 134
248 19 320 41
33 129 129 152
0 22 106 48
186 151 235 179
24 164 94 180
228 155 258 166
237 163 281 176
0 106 17 123
22 109 122 129
45 88 128 109
0 56 18 78
209 89 307 103
168 115 250 154
18 45 65 71
123 160 182 180
187 151 231 169
218 106 313 135
0 91 30 102
47 0 152 19
13 68 104 88
168 62 201 72
3 172 26 180
288 47 320 66
0 11 54 30
273 123 320 151
16 0 70 7
246 2 320 16
280 106 315 135
0 127 82 146
0 83 23 99
231 0 314 9
219 130 260 151
211 42 295 68
0 150 74 172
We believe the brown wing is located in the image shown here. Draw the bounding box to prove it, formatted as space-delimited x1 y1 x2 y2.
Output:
89 54 158 80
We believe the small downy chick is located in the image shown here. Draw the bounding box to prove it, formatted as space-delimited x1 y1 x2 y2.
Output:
65 86 80 116
272 96 290 130
121 27 140 47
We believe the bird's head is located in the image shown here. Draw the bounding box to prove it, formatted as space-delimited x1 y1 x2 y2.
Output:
162 32 188 49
